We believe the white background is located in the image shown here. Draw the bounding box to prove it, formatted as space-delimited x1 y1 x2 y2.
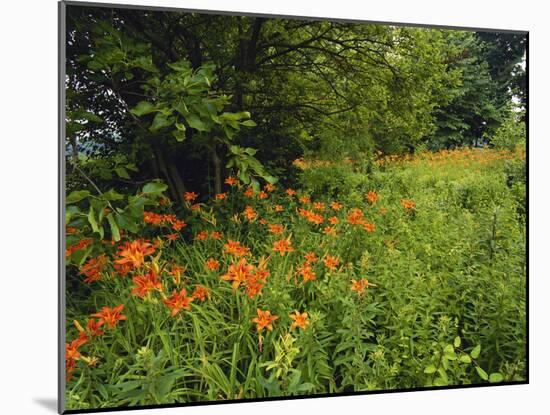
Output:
0 0 546 413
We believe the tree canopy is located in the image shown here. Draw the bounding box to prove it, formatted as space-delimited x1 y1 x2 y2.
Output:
65 5 526 203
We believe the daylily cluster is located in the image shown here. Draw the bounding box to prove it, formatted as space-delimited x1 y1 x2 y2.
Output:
66 304 126 380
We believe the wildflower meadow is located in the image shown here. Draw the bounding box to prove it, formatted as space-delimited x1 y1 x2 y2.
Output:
63 4 527 411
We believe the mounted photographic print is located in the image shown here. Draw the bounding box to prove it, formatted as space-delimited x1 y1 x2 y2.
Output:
59 1 528 413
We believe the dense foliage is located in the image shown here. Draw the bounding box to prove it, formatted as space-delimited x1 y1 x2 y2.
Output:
64 4 527 411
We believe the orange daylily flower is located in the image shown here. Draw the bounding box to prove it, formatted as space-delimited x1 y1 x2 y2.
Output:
166 233 179 241
91 304 126 329
221 258 255 290
285 188 297 197
164 288 193 317
243 206 258 221
298 208 324 225
328 216 339 225
86 319 104 337
272 237 294 256
313 202 325 211
66 238 92 257
66 336 87 362
171 218 186 231
131 269 164 298
351 278 370 295
215 192 227 200
297 263 317 282
191 203 201 211
225 176 238 186
268 224 284 234
274 204 284 212
347 208 365 225
79 254 108 283
401 199 416 210
289 311 309 331
258 191 268 199
224 239 250 257
264 183 275 192
362 222 376 233
192 285 211 302
115 240 155 270
195 230 209 241
366 190 379 204
252 309 279 333
168 264 185 282
323 226 337 236
143 211 164 226
244 187 255 198
299 195 311 204
205 257 220 271
184 191 198 202
304 252 318 264
211 231 222 240
323 255 340 271
330 201 343 211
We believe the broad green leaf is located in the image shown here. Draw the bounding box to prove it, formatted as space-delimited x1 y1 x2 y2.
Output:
433 377 447 387
114 167 130 179
459 354 472 364
102 189 125 201
130 101 156 117
476 366 489 381
88 206 99 234
454 336 461 348
423 365 437 374
241 119 257 127
489 373 504 383
186 114 209 132
149 112 174 132
66 190 91 204
172 129 186 142
471 345 481 359
106 213 121 241
142 181 168 194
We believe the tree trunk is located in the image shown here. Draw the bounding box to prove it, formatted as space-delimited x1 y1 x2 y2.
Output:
152 142 178 202
212 146 222 195
166 159 187 206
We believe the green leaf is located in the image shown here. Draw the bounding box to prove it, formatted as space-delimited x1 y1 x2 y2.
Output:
130 101 156 117
174 101 188 116
149 112 174 132
241 119 257 127
475 366 489 381
102 189 125 201
70 245 92 266
88 206 99 234
66 190 91 204
423 365 437 374
471 345 481 359
489 373 504 383
142 182 168 195
114 167 130 179
454 336 461 348
186 114 209 132
459 354 472 364
172 129 186 142
433 377 448 387
106 213 121 241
